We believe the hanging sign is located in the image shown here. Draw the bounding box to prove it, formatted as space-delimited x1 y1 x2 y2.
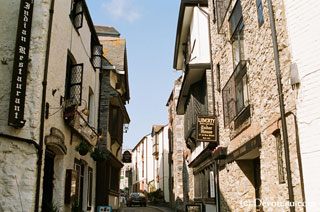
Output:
196 116 217 142
8 0 34 128
122 151 132 163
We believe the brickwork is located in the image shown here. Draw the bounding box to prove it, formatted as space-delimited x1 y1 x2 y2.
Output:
208 0 304 211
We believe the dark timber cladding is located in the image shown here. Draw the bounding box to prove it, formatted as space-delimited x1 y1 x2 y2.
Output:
8 0 34 128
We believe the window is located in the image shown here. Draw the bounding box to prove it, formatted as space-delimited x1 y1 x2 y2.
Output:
109 106 123 143
230 0 244 67
184 75 208 141
65 55 83 106
216 63 221 91
215 0 232 32
253 158 261 211
194 169 215 200
91 37 103 69
74 160 84 208
70 0 83 30
256 0 264 26
223 0 250 127
87 167 93 209
88 88 95 126
274 131 285 184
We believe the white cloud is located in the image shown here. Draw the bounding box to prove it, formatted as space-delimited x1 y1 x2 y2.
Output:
102 0 141 23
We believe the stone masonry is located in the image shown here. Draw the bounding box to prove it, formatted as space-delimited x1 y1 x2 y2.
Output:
167 77 191 211
208 0 304 211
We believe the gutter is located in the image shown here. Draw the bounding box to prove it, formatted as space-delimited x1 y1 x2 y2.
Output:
267 0 295 211
0 134 40 150
34 0 55 211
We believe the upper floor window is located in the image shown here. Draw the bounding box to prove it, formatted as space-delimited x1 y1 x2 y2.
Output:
184 75 208 141
216 0 232 32
91 36 103 70
256 0 264 26
88 88 95 126
223 1 250 128
65 55 83 106
230 0 244 67
70 0 83 30
109 106 123 143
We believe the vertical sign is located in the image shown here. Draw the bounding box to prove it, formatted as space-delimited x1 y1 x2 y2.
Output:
8 0 34 128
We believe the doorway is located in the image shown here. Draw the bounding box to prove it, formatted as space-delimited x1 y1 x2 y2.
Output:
41 150 55 211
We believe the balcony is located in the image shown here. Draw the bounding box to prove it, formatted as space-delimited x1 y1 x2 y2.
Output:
63 102 98 146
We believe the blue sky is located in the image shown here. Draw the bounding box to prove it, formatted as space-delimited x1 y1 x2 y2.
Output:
86 0 181 149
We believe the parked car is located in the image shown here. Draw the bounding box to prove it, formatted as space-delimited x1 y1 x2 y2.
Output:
126 193 147 207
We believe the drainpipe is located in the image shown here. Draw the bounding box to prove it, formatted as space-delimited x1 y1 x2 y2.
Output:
198 6 220 212
34 0 55 211
267 0 295 211
286 112 306 212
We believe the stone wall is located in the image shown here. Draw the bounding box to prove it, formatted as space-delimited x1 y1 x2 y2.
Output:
168 77 196 211
208 0 304 211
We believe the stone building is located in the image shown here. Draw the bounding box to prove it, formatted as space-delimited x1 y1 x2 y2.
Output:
207 0 305 211
95 25 130 211
166 77 188 211
173 1 220 211
0 0 103 211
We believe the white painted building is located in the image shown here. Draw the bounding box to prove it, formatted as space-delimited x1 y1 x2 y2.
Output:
151 125 170 203
131 125 171 203
283 0 320 210
0 0 106 211
132 134 153 193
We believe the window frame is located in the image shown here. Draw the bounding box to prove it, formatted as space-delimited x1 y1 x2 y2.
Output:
65 54 84 106
256 0 264 27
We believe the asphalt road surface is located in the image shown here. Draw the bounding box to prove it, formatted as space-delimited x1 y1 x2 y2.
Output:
119 206 160 212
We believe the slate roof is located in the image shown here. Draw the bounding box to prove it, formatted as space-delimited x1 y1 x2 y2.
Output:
100 38 126 73
95 25 120 37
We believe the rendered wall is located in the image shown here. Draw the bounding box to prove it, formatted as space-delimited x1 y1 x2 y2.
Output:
0 0 50 211
283 0 320 210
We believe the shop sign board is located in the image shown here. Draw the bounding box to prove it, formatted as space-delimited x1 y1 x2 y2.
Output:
8 0 34 128
186 204 202 212
196 116 217 142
